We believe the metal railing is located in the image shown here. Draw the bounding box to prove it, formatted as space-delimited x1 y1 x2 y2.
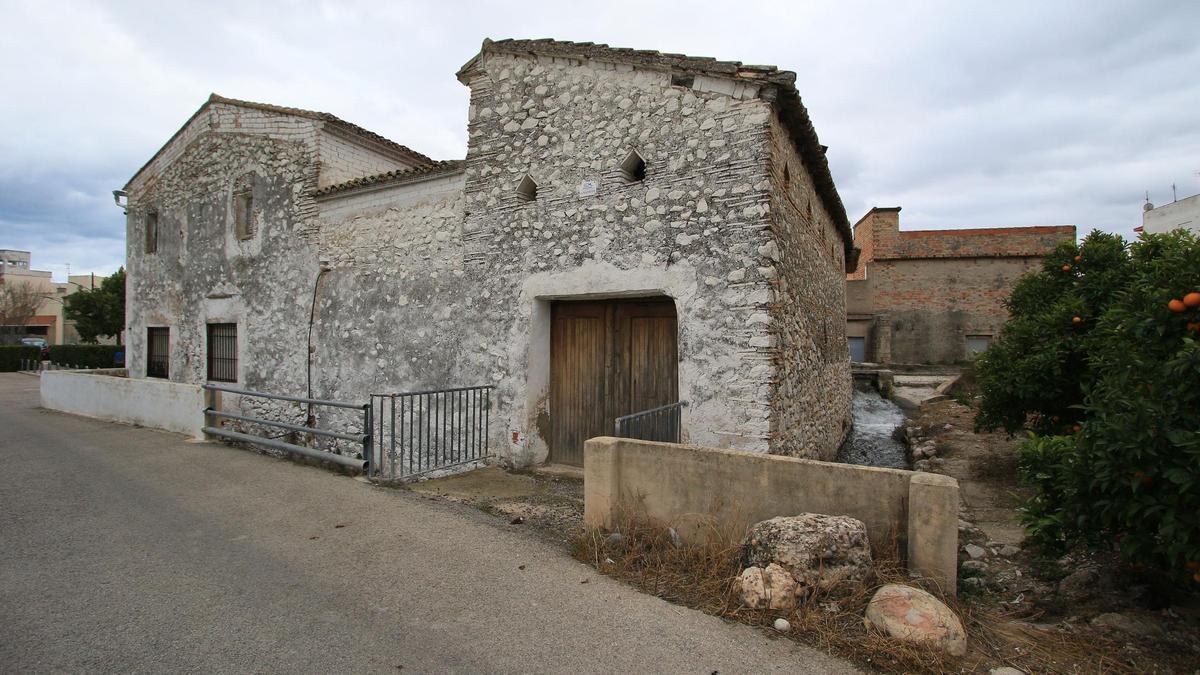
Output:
370 385 493 480
202 383 371 472
614 401 685 443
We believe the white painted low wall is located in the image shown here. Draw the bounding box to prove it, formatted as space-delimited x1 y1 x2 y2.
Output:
40 369 206 439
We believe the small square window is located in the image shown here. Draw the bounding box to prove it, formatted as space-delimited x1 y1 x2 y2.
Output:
516 175 538 202
966 335 992 356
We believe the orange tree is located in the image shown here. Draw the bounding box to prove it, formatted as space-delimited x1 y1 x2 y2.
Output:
976 230 1200 584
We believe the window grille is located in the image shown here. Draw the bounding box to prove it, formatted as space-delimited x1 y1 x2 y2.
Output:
206 323 238 382
147 327 170 379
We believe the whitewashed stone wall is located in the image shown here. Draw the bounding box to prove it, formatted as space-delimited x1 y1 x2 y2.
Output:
126 51 854 467
125 103 325 437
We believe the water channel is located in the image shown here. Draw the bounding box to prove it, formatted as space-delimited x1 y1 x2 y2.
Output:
838 388 910 469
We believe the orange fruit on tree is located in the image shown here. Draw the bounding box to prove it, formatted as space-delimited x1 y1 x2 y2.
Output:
1194 572 1200 584
1187 560 1200 571
1074 255 1082 262
1072 316 1082 325
1185 292 1200 308
1062 264 1072 272
1168 299 1186 313
1072 424 1081 433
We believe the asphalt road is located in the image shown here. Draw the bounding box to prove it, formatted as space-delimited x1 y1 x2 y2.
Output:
0 373 857 674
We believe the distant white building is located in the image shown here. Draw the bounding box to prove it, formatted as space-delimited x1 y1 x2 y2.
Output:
1139 192 1200 235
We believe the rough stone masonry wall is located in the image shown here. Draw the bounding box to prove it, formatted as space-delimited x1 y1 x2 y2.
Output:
765 114 853 459
448 50 802 463
125 103 323 430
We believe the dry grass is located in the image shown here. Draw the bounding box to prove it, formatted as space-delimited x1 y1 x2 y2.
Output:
572 507 1139 674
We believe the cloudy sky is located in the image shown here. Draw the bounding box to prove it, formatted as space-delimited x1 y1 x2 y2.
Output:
2 0 1197 279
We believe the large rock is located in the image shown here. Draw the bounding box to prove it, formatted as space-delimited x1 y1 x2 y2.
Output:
864 584 967 656
742 514 872 592
739 563 798 611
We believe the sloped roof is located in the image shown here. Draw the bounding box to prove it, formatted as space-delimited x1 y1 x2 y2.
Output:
314 160 466 197
458 38 853 251
124 94 433 190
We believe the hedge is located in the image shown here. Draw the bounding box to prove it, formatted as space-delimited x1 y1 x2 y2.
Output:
47 344 124 368
0 345 40 372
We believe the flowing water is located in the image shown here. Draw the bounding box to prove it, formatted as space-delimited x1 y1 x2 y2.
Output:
838 388 909 469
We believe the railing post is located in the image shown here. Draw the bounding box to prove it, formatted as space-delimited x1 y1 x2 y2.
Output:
362 402 373 477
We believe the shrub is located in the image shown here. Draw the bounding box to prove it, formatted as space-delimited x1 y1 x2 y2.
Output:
986 230 1200 585
47 344 123 368
0 345 40 372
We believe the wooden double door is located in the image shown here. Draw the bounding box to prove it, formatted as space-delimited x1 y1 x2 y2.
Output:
549 298 678 465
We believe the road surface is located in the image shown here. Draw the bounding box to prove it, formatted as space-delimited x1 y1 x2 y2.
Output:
0 373 857 673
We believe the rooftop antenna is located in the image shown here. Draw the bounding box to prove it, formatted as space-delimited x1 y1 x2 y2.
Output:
1144 191 1153 212
1172 183 1177 202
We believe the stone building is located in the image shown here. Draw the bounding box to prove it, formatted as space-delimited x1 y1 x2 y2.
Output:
122 38 857 467
846 207 1075 364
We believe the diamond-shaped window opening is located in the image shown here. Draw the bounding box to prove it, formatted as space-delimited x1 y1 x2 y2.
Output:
517 175 538 202
620 150 646 183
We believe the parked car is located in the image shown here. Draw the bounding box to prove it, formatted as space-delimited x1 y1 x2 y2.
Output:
19 337 50 359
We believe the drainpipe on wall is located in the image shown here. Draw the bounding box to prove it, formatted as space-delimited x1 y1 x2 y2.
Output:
306 262 330 427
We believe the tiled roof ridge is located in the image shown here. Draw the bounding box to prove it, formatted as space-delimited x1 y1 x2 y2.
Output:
314 160 466 197
207 94 434 166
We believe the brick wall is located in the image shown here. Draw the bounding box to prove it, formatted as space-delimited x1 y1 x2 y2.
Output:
847 207 1075 364
317 128 421 188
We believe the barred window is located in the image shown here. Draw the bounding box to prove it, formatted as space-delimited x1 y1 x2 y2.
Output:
146 327 170 379
206 323 238 383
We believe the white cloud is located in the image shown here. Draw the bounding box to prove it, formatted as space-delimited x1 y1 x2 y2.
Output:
1 0 1198 278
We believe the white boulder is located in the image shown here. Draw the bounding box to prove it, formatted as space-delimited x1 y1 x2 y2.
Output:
739 563 798 611
742 514 872 593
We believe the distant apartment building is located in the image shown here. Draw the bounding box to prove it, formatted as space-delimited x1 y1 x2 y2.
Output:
845 208 1075 365
1138 192 1200 235
0 249 109 345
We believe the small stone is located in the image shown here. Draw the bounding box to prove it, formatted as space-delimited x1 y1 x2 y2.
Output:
668 527 682 549
997 545 1020 557
961 560 988 576
989 668 1025 675
606 532 624 546
773 618 791 632
961 577 987 592
963 544 988 559
1089 612 1163 637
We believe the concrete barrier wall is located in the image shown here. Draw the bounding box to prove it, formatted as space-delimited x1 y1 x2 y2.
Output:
584 436 959 593
41 370 206 439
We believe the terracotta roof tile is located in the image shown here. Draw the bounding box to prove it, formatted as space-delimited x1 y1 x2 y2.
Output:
124 94 433 189
208 94 434 166
314 160 466 197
